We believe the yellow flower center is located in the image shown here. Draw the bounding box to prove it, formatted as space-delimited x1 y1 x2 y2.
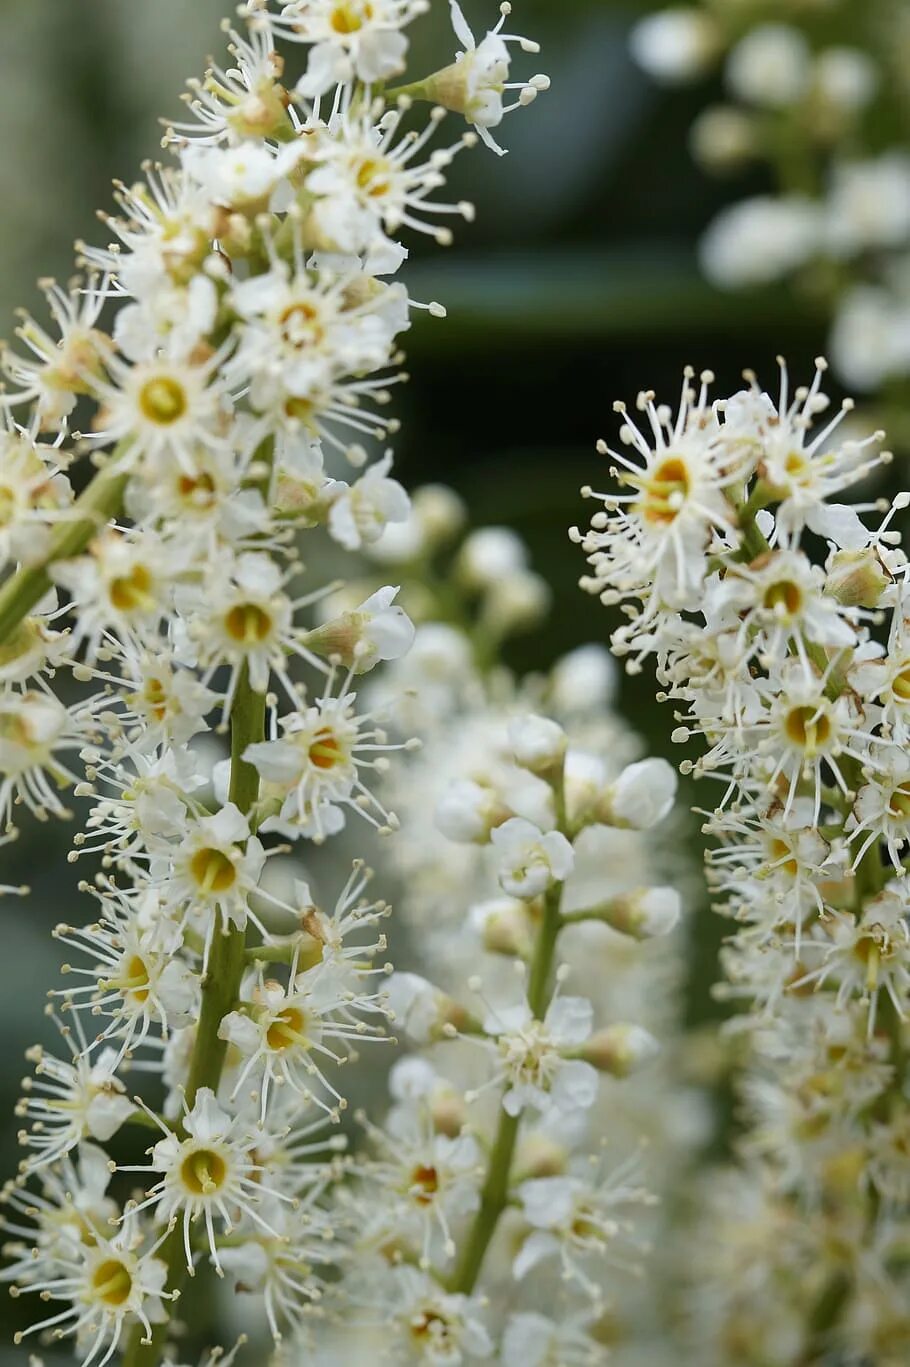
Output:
266 1005 309 1051
189 847 237 894
892 666 910 703
768 837 799 879
138 375 188 426
410 1164 440 1205
120 954 151 1004
180 1147 228 1197
784 705 832 752
355 157 393 198
330 1 373 34
763 580 802 617
637 455 690 526
279 301 324 350
411 1310 452 1342
109 563 155 614
0 485 17 526
888 783 910 821
177 471 217 509
308 728 344 770
90 1257 133 1308
224 602 273 645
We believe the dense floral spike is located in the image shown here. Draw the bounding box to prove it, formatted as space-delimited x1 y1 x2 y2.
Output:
255 494 696 1363
0 3 549 1364
575 360 910 1365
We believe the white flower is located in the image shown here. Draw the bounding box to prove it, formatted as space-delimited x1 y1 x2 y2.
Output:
830 284 910 391
166 803 268 950
479 993 598 1117
328 452 410 550
826 154 910 259
575 370 752 626
219 958 386 1120
228 253 406 415
1 279 112 431
52 528 180 659
179 548 323 703
630 7 720 86
502 1311 609 1367
18 1033 134 1172
579 1022 660 1077
305 585 415 673
358 1103 482 1263
0 426 72 571
796 888 910 1035
245 684 404 840
595 885 682 939
430 1 549 155
13 1219 170 1366
514 1170 650 1298
700 196 820 288
55 898 197 1056
261 0 428 96
182 140 306 212
491 816 574 899
0 689 84 832
384 1264 492 1363
726 24 811 108
89 343 233 480
813 47 878 112
168 23 291 145
135 1088 281 1274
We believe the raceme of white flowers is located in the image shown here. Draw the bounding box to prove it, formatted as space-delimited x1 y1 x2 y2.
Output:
0 4 698 1366
630 4 910 395
321 492 703 1364
573 360 910 1365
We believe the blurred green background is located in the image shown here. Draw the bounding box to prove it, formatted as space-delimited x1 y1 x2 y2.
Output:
0 0 845 1359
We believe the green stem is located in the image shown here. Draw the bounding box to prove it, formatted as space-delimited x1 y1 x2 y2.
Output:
0 455 128 643
452 849 565 1293
122 663 265 1367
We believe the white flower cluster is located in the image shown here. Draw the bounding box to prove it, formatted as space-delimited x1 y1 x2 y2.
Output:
574 360 910 1363
277 493 701 1363
0 4 548 1365
630 5 910 393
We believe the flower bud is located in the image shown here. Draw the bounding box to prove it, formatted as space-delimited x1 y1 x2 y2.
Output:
470 896 534 957
550 644 617 713
303 587 415 674
580 1024 660 1077
514 1132 569 1180
598 757 677 829
482 571 551 635
690 106 757 173
412 484 467 546
825 548 890 608
630 7 722 85
726 25 811 109
385 972 474 1044
435 777 509 843
456 527 528 590
594 886 682 939
508 714 567 776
